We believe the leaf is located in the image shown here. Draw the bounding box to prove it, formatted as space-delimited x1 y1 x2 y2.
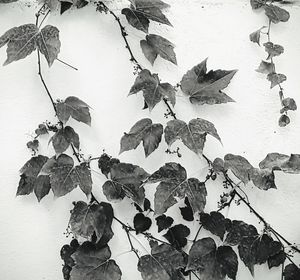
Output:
133 213 152 233
71 243 122 280
17 155 50 200
129 69 175 110
34 175 51 202
264 4 290 24
187 238 238 280
200 211 231 240
279 114 290 127
267 73 287 88
259 153 300 173
264 42 284 60
130 0 170 10
40 0 59 11
165 118 221 155
27 139 39 152
49 154 92 197
69 201 114 244
141 34 177 65
105 162 149 205
163 224 190 250
122 8 150 33
138 243 185 280
56 96 91 126
224 154 254 184
36 25 60 66
249 168 277 190
120 118 163 157
156 214 174 232
181 58 237 105
97 153 120 178
212 157 226 174
35 123 48 136
0 24 39 65
0 0 18 3
250 0 264 9
249 27 266 45
225 220 258 246
281 97 297 113
283 264 300 280
149 163 207 215
256 60 274 74
267 250 286 269
102 181 125 202
51 126 80 154
179 197 194 221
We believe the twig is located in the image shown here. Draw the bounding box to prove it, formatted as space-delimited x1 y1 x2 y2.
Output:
193 225 203 244
56 58 79 71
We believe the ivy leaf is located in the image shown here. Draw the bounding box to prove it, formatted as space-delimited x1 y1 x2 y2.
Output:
281 98 297 113
56 96 91 126
104 162 149 205
49 154 92 197
155 214 174 232
249 27 266 45
212 157 226 174
200 211 231 240
122 8 150 33
35 123 48 136
264 4 290 24
140 34 177 65
250 0 264 9
138 243 185 280
181 58 237 105
120 118 163 157
164 118 221 155
267 73 287 88
279 114 290 127
69 201 114 244
187 238 238 280
102 181 125 202
163 224 190 250
149 163 207 215
259 153 300 174
0 24 39 65
130 0 170 10
50 126 80 154
34 175 51 202
180 197 194 221
225 220 258 246
224 154 254 184
17 155 49 198
249 168 276 190
256 60 274 74
264 42 284 60
37 25 60 66
268 250 286 269
129 69 175 110
71 243 122 280
283 264 300 280
133 213 152 234
60 1 73 14
97 153 120 178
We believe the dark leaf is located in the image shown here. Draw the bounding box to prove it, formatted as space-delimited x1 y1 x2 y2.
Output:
141 34 177 65
133 213 152 233
279 114 290 127
267 73 287 88
264 42 284 60
181 58 237 105
259 153 300 173
97 153 120 178
268 250 286 269
34 175 51 202
138 243 185 280
102 180 125 202
249 168 277 190
27 139 39 152
250 0 264 9
238 235 258 276
212 157 226 174
69 201 114 244
281 98 297 113
156 214 174 232
163 224 190 249
122 8 149 33
165 118 221 155
71 243 122 280
35 123 48 136
130 0 170 10
60 1 73 14
200 211 229 240
56 96 91 126
51 126 80 154
0 0 18 3
264 4 290 24
180 197 194 221
120 118 163 157
283 264 300 280
216 246 238 280
50 154 92 197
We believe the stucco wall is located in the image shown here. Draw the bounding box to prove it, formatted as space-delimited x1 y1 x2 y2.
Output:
0 0 299 279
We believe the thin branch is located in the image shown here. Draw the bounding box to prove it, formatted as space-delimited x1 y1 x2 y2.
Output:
125 228 141 260
56 58 79 71
193 225 203 244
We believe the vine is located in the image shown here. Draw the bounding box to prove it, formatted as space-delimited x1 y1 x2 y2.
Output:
249 0 297 126
0 0 299 280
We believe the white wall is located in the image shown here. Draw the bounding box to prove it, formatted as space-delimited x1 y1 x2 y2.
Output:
0 0 299 279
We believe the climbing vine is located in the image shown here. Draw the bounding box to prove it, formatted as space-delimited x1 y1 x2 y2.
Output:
0 0 299 280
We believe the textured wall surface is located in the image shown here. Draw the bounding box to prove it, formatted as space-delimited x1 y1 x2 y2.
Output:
0 1 300 279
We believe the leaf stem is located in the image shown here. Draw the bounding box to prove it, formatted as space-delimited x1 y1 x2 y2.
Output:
56 58 79 71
